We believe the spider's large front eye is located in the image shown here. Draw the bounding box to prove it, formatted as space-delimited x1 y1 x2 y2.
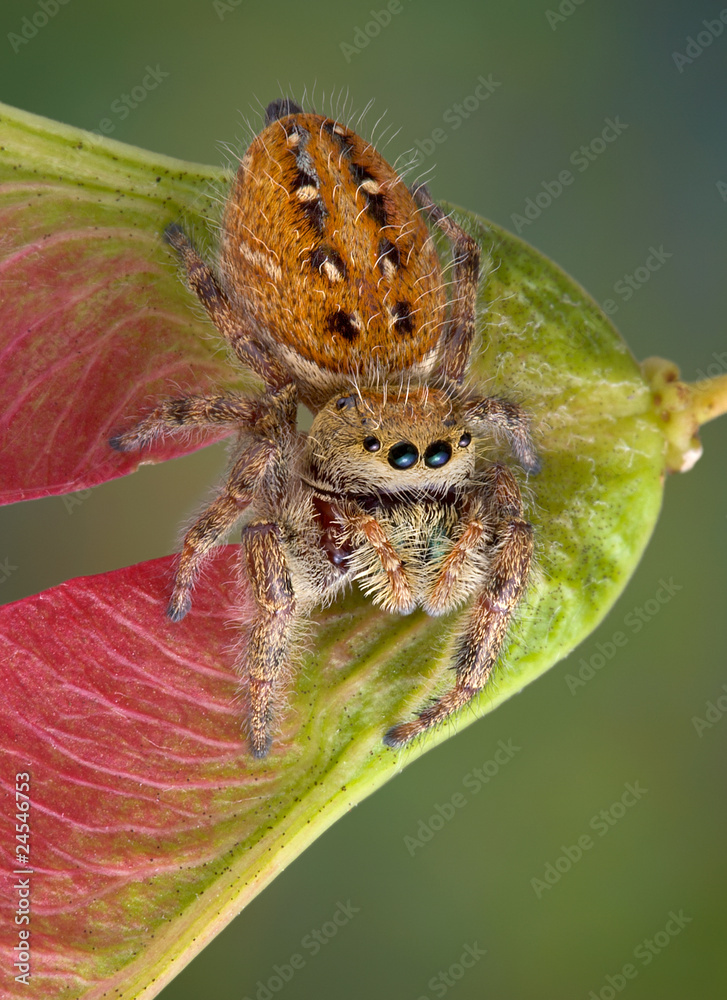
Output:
336 396 355 410
424 441 452 468
388 441 419 469
363 436 381 452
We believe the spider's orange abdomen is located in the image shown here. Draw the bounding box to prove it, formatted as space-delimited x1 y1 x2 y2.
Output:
220 111 446 394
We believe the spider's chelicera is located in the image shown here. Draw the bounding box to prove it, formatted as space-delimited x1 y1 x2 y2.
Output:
111 98 540 758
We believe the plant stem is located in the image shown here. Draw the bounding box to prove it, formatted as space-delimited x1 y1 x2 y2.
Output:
641 357 727 473
690 373 727 426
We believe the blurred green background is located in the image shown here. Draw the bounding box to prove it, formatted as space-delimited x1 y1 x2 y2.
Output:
1 1 725 998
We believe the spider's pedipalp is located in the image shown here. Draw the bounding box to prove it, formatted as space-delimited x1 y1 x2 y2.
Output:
336 503 415 614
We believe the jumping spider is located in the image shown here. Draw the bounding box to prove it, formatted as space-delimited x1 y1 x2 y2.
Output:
111 98 540 757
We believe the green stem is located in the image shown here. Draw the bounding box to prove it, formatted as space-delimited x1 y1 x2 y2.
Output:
691 372 727 426
641 357 727 473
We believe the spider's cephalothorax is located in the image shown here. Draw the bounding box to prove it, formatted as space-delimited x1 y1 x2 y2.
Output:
111 98 540 757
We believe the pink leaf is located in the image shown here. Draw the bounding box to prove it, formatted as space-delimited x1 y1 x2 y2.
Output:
0 104 248 505
0 548 250 998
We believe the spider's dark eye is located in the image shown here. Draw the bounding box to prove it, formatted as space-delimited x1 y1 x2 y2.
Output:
388 441 419 469
424 441 452 468
336 396 355 410
458 432 472 448
363 436 381 452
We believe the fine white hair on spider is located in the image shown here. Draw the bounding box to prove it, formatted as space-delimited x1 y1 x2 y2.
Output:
111 96 541 758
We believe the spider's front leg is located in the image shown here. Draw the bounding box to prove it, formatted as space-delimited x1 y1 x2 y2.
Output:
109 392 261 452
113 384 297 621
384 464 533 748
241 521 299 758
167 436 282 622
412 183 480 383
166 385 297 620
164 224 288 389
465 395 541 475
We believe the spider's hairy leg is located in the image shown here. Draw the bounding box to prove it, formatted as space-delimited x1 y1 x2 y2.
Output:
411 183 480 383
168 436 280 622
168 383 296 620
466 395 541 475
109 392 260 452
164 223 288 388
384 464 533 748
338 504 415 614
241 522 298 758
